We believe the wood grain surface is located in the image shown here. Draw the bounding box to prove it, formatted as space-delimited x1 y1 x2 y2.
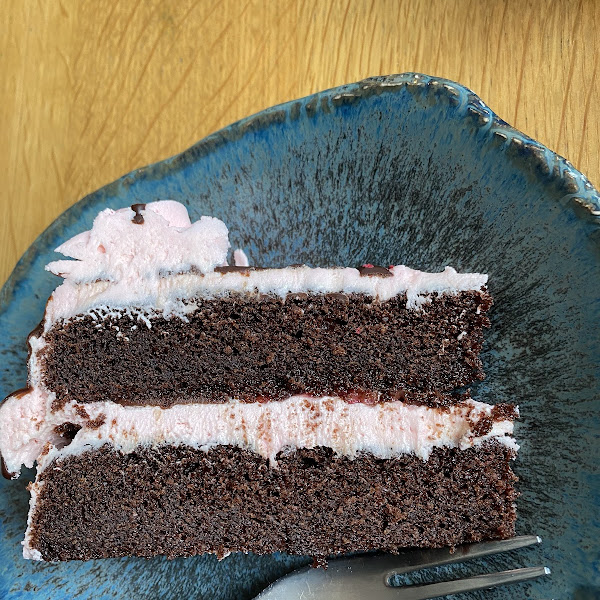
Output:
1 0 598 284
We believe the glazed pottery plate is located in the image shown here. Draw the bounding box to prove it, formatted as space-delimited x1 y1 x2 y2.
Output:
1 73 599 599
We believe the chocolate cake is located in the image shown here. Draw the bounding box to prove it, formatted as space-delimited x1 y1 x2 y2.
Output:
0 201 518 561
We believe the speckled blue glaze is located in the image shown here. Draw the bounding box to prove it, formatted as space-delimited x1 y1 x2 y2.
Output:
1 73 599 599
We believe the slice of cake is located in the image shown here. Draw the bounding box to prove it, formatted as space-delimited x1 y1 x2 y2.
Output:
0 201 518 561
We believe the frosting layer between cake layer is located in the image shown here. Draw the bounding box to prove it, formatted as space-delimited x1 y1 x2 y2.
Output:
0 392 516 477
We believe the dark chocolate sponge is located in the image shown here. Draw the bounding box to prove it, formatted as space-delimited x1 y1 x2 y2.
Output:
41 290 491 409
29 442 517 561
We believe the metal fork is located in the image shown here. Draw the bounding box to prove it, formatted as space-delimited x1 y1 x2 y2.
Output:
253 535 550 599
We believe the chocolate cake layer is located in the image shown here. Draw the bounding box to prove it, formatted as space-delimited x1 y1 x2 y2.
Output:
41 290 491 409
28 442 516 561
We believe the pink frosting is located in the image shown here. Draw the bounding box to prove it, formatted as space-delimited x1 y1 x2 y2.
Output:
46 201 230 282
0 385 517 478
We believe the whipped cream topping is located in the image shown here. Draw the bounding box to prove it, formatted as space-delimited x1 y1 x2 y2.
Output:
46 201 230 283
0 384 517 478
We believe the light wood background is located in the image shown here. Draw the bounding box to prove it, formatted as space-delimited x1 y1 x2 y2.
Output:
2 0 598 285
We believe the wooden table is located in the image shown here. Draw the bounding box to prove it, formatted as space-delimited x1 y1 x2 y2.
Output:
2 0 598 284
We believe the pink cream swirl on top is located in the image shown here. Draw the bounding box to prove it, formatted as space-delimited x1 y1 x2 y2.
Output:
46 201 230 283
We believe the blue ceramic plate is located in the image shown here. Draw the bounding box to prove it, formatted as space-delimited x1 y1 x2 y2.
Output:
1 73 599 599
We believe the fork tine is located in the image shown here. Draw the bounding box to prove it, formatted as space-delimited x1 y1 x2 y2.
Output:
382 535 543 577
253 536 547 599
395 566 551 600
